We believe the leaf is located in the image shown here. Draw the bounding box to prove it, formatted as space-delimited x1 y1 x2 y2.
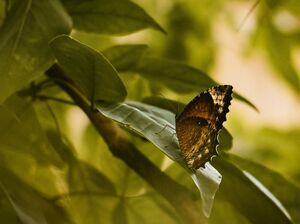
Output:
102 44 148 72
135 57 258 111
46 129 118 223
61 0 165 35
52 126 180 224
213 157 293 224
0 0 71 103
142 96 186 115
96 100 222 217
0 166 71 224
227 153 300 223
0 95 61 165
263 24 300 93
50 35 127 103
136 56 217 93
46 129 116 195
217 128 233 151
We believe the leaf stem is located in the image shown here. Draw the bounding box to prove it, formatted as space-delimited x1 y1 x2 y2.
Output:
45 64 207 224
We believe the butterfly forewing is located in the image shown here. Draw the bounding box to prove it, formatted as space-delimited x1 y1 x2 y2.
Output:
175 85 233 170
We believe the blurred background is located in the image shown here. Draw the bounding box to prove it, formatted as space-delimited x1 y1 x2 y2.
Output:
70 0 300 185
1 0 299 223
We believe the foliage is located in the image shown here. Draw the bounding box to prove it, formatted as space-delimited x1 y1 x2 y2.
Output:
0 0 299 223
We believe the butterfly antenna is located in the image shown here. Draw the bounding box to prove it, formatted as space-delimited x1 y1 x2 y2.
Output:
237 0 261 32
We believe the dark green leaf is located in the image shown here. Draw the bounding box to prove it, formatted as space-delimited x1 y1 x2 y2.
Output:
50 35 127 103
142 96 185 115
213 157 293 224
46 129 116 195
0 166 71 224
103 44 148 72
135 57 257 111
62 0 165 35
0 95 61 165
233 93 259 112
136 56 217 93
0 0 71 103
227 153 300 223
264 25 300 93
217 128 233 151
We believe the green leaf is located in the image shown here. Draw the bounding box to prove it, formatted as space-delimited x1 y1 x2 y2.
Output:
50 35 127 103
46 129 116 195
217 128 233 151
264 25 300 93
0 166 71 224
0 0 71 104
227 154 300 223
96 100 222 217
62 0 165 35
102 44 148 72
46 129 119 223
51 126 179 224
213 157 293 224
135 57 257 111
142 96 186 115
0 95 61 165
0 188 20 224
136 56 217 93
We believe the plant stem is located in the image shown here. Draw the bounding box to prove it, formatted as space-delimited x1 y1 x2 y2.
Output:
46 64 206 224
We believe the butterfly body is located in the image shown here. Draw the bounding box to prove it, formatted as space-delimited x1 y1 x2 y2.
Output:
175 85 233 170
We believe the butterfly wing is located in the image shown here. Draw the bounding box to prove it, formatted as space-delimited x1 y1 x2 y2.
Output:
175 85 232 169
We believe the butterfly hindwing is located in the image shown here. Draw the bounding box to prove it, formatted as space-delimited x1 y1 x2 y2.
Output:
175 85 233 170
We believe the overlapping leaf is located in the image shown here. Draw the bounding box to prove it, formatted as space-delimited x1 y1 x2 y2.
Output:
61 0 165 35
226 154 300 223
102 44 148 72
0 95 61 165
96 100 222 217
0 0 71 103
50 35 127 103
0 166 71 224
213 156 293 224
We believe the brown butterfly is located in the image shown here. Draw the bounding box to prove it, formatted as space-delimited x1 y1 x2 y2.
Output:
175 85 233 170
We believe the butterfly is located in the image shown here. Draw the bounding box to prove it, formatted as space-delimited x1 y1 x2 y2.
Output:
175 85 233 170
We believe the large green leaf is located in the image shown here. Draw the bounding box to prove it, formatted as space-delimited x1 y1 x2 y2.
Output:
0 0 71 104
134 57 258 111
50 35 127 103
213 157 293 224
227 154 300 223
0 166 71 224
0 95 61 165
49 126 179 224
264 25 300 93
46 129 116 195
136 56 217 93
61 0 165 35
102 44 148 72
96 100 222 217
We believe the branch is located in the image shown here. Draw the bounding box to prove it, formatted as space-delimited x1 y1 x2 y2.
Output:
45 64 206 224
